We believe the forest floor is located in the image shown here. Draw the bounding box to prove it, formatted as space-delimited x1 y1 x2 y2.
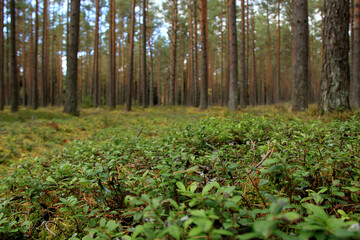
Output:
0 104 360 239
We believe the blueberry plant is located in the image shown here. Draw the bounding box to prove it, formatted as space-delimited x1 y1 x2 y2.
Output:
0 107 359 239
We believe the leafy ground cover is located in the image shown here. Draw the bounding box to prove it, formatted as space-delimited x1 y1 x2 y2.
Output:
0 105 360 239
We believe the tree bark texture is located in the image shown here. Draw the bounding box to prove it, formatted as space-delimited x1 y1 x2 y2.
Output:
199 0 208 110
93 0 100 107
64 0 80 115
275 0 281 103
228 0 238 110
108 0 116 109
250 5 257 106
320 0 350 112
32 0 39 109
0 0 3 110
42 0 48 106
10 0 18 112
142 0 148 108
169 0 177 105
240 0 246 108
351 0 360 108
126 0 136 111
292 0 309 111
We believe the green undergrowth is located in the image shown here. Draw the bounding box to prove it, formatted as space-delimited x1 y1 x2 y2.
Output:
0 105 360 239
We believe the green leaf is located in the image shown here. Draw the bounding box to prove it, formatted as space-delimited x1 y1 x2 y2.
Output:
168 225 181 240
212 229 234 236
46 176 57 184
253 220 274 238
106 220 119 232
189 182 198 193
191 210 207 218
237 232 260 240
188 226 204 237
132 225 144 238
99 218 106 227
282 212 301 222
176 182 186 191
259 179 269 187
202 182 217 195
303 204 328 222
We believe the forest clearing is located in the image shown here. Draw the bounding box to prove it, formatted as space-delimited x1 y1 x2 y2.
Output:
0 105 360 239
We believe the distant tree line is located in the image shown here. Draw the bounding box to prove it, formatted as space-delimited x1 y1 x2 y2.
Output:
0 0 359 115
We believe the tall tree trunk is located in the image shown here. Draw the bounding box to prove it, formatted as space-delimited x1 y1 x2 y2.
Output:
10 0 18 112
351 0 360 108
199 0 208 110
193 0 199 107
169 0 177 105
93 0 100 107
292 0 309 111
220 0 224 106
228 0 238 110
126 0 136 111
320 0 350 112
42 0 48 106
137 27 142 106
148 15 154 107
250 3 257 106
157 55 162 105
142 0 147 108
265 5 272 104
0 0 4 110
225 0 230 106
240 0 246 108
32 0 39 109
274 0 281 103
22 8 27 106
108 0 116 109
64 0 80 115
187 0 193 106
51 20 57 107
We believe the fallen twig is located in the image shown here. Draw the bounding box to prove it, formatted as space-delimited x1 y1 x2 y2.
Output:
136 127 144 138
247 149 274 175
45 221 56 237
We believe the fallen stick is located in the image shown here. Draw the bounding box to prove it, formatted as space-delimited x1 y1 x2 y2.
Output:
246 149 274 175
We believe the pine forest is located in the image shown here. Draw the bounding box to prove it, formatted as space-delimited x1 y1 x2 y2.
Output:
0 0 360 239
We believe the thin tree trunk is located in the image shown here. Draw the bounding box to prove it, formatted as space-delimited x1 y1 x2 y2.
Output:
157 55 162 105
274 0 281 103
51 13 57 106
169 0 178 105
108 0 116 109
194 0 199 107
265 5 272 104
22 8 27 106
64 0 80 115
0 0 4 110
10 0 18 112
240 0 246 108
351 0 360 108
320 0 350 112
225 0 230 105
220 0 224 106
199 0 208 110
228 0 238 110
126 0 136 111
187 0 193 106
137 27 142 106
42 0 48 106
250 3 257 106
93 0 100 107
142 0 147 108
148 25 154 106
